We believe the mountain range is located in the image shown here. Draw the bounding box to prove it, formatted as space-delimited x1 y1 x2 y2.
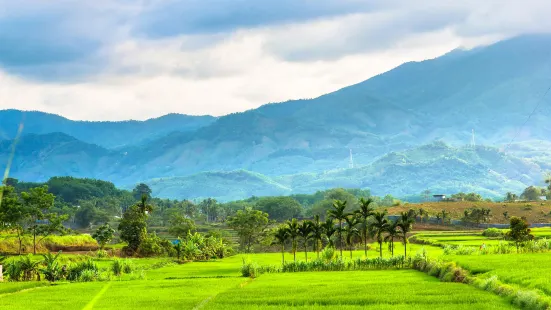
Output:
2 34 551 201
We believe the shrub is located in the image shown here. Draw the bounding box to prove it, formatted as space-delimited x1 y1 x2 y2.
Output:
67 259 98 282
320 246 336 262
78 269 97 282
96 249 109 258
482 228 503 238
241 259 260 278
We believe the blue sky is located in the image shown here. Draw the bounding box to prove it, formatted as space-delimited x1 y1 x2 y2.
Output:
0 0 550 120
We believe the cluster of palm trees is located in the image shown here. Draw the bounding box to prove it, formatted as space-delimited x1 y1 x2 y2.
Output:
273 198 415 264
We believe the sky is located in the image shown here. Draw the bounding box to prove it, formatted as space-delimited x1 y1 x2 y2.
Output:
0 0 550 121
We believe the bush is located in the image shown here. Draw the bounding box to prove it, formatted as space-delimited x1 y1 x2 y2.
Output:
241 259 260 278
320 246 336 262
482 228 504 238
67 259 98 282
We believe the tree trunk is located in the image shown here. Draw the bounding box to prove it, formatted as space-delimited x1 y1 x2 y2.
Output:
339 220 343 258
404 240 407 258
281 245 285 265
379 242 382 258
33 230 37 255
304 244 308 261
364 231 368 257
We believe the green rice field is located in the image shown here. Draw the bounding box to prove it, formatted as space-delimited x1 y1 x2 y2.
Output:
0 252 515 310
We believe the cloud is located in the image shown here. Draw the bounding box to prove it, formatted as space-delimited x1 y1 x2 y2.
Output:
135 0 374 37
0 0 550 119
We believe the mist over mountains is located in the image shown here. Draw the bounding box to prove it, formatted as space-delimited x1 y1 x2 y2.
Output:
2 34 551 201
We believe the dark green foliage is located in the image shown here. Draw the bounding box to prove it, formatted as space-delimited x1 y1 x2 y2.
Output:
450 192 484 202
272 226 289 265
462 208 491 226
254 196 302 221
280 256 408 273
327 200 349 258
118 205 148 254
168 215 196 237
92 224 115 249
368 211 389 258
521 186 544 201
66 259 98 281
506 216 534 252
133 183 152 200
482 228 504 238
226 208 270 252
40 251 63 282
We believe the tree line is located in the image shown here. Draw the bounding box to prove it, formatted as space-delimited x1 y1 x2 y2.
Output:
227 198 416 263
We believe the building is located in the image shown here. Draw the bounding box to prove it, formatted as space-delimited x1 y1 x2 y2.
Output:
433 194 446 202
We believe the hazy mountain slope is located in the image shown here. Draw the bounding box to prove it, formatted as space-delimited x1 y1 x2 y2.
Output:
142 142 539 201
0 110 216 148
0 132 121 182
112 35 551 180
144 170 292 201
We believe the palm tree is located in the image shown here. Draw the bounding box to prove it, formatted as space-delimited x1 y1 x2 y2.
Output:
322 218 337 248
138 194 153 215
344 216 360 259
309 215 324 259
273 226 289 265
397 212 415 258
354 198 375 257
297 221 312 261
384 220 400 257
286 219 300 262
327 200 348 258
368 211 389 258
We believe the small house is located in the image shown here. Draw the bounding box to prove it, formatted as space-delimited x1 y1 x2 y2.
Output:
433 194 446 202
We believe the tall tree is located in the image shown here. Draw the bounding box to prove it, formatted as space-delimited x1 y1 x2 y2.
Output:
354 198 375 257
273 226 289 265
506 216 533 252
0 185 26 254
368 211 389 258
168 215 197 237
21 186 67 255
137 195 154 216
309 215 324 259
297 221 312 261
322 218 337 248
132 183 152 200
384 220 400 257
343 216 360 259
285 218 300 262
118 205 148 254
327 200 348 258
92 223 115 250
397 212 415 258
226 208 270 252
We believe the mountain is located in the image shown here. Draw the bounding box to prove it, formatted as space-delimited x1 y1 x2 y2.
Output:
144 170 292 202
0 132 119 181
0 110 216 148
108 34 551 181
141 142 539 201
3 34 551 199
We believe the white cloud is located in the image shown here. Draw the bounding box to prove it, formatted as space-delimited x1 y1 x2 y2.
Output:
0 0 550 120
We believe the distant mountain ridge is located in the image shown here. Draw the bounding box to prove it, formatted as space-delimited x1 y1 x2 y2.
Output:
2 34 551 200
0 109 217 148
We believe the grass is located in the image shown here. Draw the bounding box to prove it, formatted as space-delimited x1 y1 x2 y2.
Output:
205 271 515 309
446 252 551 297
0 242 512 310
0 234 98 254
0 270 514 310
